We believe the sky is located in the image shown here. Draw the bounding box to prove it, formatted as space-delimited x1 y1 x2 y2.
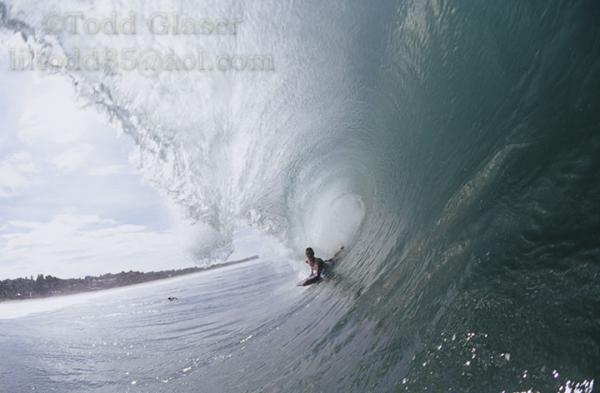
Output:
0 51 201 279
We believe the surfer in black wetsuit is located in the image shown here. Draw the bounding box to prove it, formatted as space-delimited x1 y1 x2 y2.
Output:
301 246 344 286
305 247 325 277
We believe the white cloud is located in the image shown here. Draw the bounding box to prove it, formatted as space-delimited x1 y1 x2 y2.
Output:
0 212 190 279
17 77 89 146
0 152 39 197
0 56 187 279
88 164 130 176
50 144 94 173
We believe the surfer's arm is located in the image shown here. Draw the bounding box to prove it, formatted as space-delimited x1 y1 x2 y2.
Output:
316 258 324 277
305 259 312 274
330 246 344 262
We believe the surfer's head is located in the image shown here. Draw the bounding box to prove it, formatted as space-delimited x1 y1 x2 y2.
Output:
305 247 315 260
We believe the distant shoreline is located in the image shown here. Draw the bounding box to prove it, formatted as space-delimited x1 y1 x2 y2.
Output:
0 256 259 303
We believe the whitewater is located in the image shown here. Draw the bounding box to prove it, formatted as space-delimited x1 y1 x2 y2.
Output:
1 0 599 392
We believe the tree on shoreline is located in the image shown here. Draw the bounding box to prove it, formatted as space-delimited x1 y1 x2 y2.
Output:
0 255 258 301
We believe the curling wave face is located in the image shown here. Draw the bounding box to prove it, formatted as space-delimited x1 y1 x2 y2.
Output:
1 0 600 391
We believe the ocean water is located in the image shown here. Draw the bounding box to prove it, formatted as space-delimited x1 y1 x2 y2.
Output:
1 0 600 392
